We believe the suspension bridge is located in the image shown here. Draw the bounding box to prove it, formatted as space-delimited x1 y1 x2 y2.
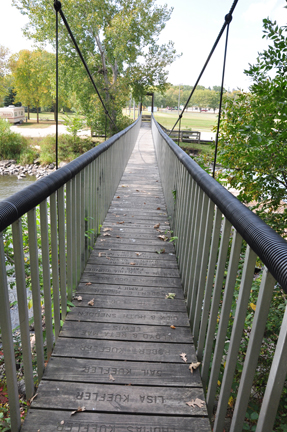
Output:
1 1 287 431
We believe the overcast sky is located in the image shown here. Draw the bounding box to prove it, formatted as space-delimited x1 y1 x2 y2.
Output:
1 0 286 91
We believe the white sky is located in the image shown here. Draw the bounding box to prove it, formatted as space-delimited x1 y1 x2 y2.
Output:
1 0 286 91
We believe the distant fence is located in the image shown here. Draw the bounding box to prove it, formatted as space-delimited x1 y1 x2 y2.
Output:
152 114 287 432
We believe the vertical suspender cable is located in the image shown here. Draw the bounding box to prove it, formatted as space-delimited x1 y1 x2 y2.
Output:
213 14 232 178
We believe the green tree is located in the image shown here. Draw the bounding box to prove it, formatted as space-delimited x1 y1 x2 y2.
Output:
13 0 178 134
217 17 287 235
10 49 55 122
0 46 10 105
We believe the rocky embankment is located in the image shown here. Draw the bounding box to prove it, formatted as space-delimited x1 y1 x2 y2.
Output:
0 159 56 179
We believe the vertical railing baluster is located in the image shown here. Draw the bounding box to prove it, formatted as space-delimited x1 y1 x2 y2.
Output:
256 302 287 432
193 198 215 345
213 246 257 432
76 172 81 281
81 169 85 272
27 208 45 381
206 229 242 416
173 162 184 253
0 233 21 432
71 176 77 291
178 174 193 270
187 191 208 325
201 217 232 388
12 218 34 400
66 180 73 301
197 207 222 361
230 268 275 432
50 193 61 340
58 186 67 320
39 200 53 358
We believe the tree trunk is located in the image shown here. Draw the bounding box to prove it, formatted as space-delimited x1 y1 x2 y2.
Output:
37 107 39 123
54 103 56 122
27 105 30 120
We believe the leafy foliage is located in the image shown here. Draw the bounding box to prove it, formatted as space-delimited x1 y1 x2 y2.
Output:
13 0 178 134
217 18 287 235
0 119 29 160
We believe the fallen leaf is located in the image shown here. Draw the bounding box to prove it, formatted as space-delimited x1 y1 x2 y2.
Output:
180 353 187 363
144 202 146 204
29 393 38 404
109 374 115 381
121 185 128 188
85 282 92 285
103 233 111 237
170 325 176 329
164 222 169 225
135 252 142 256
71 406 86 416
136 190 140 192
116 196 120 198
166 293 176 299
103 228 112 232
130 262 136 265
88 298 94 306
189 362 201 374
154 223 160 229
186 398 205 408
158 235 167 241
156 207 161 210
74 296 82 301
100 239 105 242
60 421 64 425
123 214 127 216
117 221 124 224
106 257 111 260
116 215 120 217
98 252 106 257
116 236 121 238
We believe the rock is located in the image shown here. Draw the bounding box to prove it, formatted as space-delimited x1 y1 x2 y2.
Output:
18 379 26 398
48 163 55 169
59 161 68 168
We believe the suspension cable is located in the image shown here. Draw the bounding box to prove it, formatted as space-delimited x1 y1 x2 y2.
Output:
212 17 232 178
53 0 118 132
168 0 238 136
55 4 59 169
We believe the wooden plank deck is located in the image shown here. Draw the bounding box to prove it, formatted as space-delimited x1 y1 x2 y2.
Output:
22 123 211 431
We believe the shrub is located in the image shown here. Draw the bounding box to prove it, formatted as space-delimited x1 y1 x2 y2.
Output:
0 119 28 161
38 134 96 165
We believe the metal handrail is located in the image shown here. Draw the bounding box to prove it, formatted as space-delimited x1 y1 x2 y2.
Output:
152 113 287 432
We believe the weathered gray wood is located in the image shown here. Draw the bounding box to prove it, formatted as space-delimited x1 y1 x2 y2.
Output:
89 249 176 261
84 264 180 279
60 321 193 343
73 294 187 312
95 237 173 247
22 410 212 432
81 272 182 288
32 381 208 416
94 243 175 254
76 283 185 299
43 357 202 387
53 338 195 362
66 306 189 326
88 256 178 268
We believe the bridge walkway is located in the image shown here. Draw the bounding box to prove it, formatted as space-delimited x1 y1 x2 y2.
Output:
22 123 211 431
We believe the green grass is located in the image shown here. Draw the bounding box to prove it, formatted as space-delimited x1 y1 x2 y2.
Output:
179 142 213 155
153 111 217 132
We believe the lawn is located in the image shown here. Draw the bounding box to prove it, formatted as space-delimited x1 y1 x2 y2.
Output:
153 110 217 132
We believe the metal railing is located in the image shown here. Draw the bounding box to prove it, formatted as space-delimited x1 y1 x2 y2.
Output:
152 114 287 432
0 117 140 432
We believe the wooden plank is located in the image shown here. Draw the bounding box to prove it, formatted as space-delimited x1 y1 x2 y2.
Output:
95 237 172 247
87 256 178 269
43 357 202 387
22 410 212 432
84 264 180 279
94 243 175 254
31 381 208 416
66 307 189 327
73 295 187 312
53 338 195 362
60 321 193 343
81 273 181 288
99 232 172 240
89 249 176 261
76 283 185 300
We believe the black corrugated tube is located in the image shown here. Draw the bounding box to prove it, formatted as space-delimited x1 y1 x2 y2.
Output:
153 115 287 293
